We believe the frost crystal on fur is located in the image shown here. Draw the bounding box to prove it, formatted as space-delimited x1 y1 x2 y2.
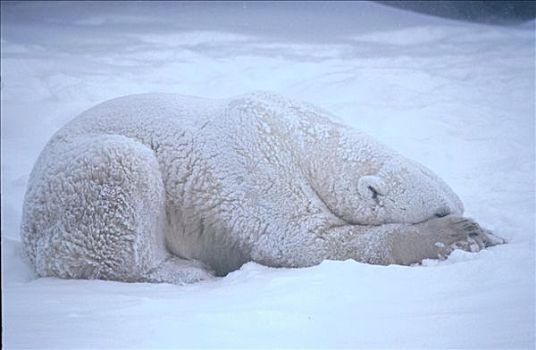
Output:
20 92 501 283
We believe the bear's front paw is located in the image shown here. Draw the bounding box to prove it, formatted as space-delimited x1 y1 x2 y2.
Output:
431 216 506 259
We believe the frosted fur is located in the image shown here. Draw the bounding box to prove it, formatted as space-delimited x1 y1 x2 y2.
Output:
20 92 503 283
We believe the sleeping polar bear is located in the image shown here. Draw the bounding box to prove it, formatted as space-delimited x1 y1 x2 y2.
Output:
21 92 504 284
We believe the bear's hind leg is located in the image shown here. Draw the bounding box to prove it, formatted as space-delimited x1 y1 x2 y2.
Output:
21 135 212 284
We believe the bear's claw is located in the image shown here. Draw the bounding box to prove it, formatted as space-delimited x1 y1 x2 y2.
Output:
430 216 505 260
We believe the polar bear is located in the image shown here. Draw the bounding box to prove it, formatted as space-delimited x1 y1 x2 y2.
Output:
20 92 503 284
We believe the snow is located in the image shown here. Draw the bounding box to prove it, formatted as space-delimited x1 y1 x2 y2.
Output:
2 1 534 348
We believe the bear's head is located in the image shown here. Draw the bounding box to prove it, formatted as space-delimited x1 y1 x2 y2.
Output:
338 157 464 226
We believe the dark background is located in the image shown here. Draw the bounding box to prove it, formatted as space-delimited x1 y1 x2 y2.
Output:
378 1 536 25
2 1 535 47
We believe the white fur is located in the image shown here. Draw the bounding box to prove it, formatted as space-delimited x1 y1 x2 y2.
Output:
20 92 501 283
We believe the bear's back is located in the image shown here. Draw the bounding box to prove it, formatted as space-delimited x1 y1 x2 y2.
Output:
54 94 224 143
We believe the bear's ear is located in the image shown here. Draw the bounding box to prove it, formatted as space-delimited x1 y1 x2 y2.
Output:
358 175 387 199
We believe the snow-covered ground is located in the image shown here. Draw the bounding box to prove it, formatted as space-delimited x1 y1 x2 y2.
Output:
2 2 534 348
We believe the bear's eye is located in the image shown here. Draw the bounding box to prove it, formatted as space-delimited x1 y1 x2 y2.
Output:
434 209 450 218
